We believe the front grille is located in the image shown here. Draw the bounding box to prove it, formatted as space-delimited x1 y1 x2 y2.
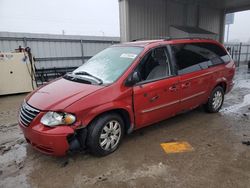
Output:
19 102 40 127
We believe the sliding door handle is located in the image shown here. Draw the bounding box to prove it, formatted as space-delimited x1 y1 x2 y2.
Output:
150 95 159 102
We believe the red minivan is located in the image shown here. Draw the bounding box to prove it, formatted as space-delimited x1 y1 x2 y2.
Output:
18 38 235 156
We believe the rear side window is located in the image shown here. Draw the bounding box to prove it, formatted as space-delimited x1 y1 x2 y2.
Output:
170 43 230 75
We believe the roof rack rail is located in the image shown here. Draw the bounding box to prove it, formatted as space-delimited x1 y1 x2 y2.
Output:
131 36 213 42
164 37 213 41
131 36 171 42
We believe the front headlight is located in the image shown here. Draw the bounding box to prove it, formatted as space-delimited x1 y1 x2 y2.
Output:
41 112 76 127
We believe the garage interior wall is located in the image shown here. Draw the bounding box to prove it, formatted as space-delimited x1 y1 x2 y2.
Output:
119 0 225 42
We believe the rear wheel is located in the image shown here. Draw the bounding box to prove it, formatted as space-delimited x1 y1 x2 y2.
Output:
205 86 224 113
87 113 124 156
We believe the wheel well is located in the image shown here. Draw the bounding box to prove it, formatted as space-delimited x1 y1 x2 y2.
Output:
216 82 227 93
88 109 131 134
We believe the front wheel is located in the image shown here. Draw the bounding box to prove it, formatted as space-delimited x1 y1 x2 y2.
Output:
87 113 124 156
205 86 224 113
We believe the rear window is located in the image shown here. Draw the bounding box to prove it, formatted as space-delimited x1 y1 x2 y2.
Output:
171 42 230 75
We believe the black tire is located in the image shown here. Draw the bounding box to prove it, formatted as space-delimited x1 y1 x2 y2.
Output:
205 86 224 113
86 113 124 156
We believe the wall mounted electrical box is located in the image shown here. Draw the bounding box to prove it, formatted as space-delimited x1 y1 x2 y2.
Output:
0 52 36 95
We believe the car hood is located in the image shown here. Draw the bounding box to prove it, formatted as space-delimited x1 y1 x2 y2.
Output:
26 78 104 111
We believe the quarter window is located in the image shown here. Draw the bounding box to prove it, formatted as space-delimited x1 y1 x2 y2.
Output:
171 43 229 75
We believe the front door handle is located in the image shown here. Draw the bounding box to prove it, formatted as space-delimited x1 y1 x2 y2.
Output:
181 82 191 89
150 95 159 102
169 85 177 92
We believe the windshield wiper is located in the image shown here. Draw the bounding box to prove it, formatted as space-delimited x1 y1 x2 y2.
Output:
63 73 92 84
74 71 103 84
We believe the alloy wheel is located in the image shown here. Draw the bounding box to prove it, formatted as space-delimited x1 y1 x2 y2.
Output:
212 91 223 110
99 120 122 151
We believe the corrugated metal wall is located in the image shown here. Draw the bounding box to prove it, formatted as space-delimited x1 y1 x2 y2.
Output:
120 0 224 42
199 7 221 35
129 0 168 40
0 32 120 69
119 0 130 42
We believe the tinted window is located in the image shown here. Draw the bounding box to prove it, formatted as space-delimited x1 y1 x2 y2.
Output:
194 43 227 57
171 43 229 75
195 43 231 64
135 47 171 82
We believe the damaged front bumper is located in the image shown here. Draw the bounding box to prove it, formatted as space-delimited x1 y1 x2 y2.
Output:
19 122 87 156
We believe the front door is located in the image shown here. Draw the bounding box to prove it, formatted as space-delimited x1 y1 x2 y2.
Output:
132 47 180 128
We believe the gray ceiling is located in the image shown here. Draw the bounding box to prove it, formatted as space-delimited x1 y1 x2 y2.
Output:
212 0 250 12
178 0 250 13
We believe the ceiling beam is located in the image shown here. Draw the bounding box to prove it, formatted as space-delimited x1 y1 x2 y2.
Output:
225 4 250 13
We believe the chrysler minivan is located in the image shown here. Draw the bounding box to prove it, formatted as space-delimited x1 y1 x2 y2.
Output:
18 38 235 156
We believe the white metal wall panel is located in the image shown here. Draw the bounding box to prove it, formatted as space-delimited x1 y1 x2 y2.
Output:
119 0 129 42
0 32 119 69
83 42 111 57
26 41 82 58
0 40 23 52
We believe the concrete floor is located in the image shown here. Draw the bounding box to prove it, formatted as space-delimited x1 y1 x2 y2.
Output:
0 66 250 188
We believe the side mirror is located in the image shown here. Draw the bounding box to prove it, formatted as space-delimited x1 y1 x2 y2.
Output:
125 71 140 87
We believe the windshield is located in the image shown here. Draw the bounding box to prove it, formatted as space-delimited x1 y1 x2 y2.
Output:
73 46 143 84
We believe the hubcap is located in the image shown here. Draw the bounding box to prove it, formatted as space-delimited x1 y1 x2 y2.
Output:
212 91 223 110
99 120 121 151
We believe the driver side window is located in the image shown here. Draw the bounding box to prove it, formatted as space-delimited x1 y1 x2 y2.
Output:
136 47 171 82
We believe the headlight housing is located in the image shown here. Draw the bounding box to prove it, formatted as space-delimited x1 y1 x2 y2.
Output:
41 112 76 127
